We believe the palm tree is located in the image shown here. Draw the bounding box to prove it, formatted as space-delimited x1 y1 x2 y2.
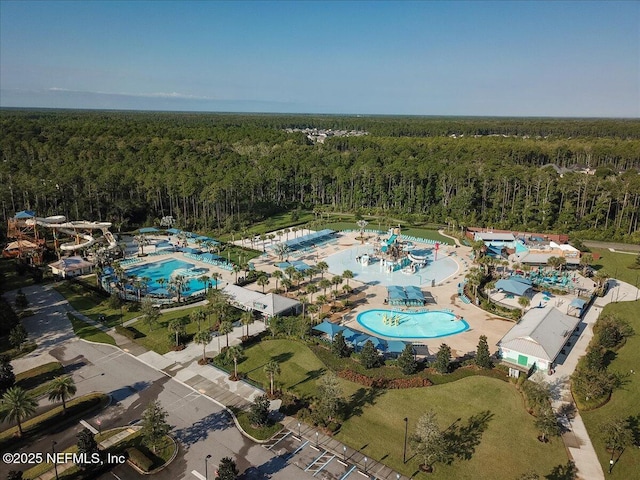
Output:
241 311 254 338
306 283 319 303
168 275 187 303
356 219 368 244
198 274 210 294
47 376 77 413
190 309 206 330
580 253 594 275
292 270 304 289
210 272 220 290
272 270 284 292
331 275 343 295
274 243 290 262
281 278 293 294
226 345 244 379
284 265 297 281
193 329 212 364
308 303 320 324
134 234 150 256
342 269 354 287
319 278 331 296
168 318 186 347
264 360 281 396
219 320 233 348
316 261 329 279
0 386 37 436
232 264 242 284
257 274 269 293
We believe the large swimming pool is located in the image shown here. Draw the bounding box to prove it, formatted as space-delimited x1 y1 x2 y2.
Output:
126 259 214 296
324 245 458 286
357 309 469 339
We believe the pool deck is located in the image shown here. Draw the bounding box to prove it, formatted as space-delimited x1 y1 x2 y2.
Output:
246 230 515 360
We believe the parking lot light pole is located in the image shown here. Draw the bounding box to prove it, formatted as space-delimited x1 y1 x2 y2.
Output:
343 445 347 462
205 454 212 480
52 441 59 480
403 417 408 463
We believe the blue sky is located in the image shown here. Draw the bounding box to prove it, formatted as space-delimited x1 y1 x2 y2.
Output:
1 1 638 117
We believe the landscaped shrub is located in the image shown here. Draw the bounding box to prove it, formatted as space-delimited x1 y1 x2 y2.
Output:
114 325 143 339
337 369 432 389
126 447 153 472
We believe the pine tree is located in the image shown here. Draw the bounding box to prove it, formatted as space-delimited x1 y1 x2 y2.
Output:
76 427 100 468
475 335 492 369
141 400 171 454
331 331 350 358
397 344 417 375
434 344 451 374
216 457 239 480
249 394 270 427
317 372 343 424
360 340 379 369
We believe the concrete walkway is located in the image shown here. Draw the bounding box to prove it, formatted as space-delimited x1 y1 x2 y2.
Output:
539 279 640 480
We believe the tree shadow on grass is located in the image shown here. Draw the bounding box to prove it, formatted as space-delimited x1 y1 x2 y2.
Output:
443 410 493 462
343 387 385 420
289 367 326 389
271 352 294 363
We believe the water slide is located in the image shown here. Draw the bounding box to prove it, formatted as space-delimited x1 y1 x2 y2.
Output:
26 216 117 252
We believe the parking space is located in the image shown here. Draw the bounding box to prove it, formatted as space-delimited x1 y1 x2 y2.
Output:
262 429 369 479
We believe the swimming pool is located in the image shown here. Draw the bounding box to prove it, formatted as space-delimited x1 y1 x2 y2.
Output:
514 241 529 254
126 259 214 296
357 309 469 339
324 245 458 287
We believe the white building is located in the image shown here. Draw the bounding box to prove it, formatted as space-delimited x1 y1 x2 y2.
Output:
49 256 95 278
497 306 581 376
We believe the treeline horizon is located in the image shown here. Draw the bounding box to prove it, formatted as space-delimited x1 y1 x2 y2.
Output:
1 110 639 244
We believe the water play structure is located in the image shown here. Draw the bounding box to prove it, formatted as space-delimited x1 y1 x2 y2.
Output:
26 215 117 252
4 210 116 263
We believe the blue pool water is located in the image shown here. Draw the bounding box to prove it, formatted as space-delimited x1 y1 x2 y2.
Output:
324 245 458 287
126 259 214 296
515 241 529 254
357 309 469 339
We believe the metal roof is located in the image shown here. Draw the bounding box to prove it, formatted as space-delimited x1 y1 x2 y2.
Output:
498 307 581 362
495 278 532 296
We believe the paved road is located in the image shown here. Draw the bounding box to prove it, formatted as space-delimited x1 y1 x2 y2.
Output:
582 240 640 252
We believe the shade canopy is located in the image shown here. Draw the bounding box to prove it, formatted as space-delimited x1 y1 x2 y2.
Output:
312 320 344 337
139 227 160 234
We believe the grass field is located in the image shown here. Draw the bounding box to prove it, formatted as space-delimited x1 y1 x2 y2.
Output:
129 308 195 354
336 376 568 480
237 339 566 479
67 313 116 346
580 299 640 479
55 281 141 327
240 339 361 399
589 248 640 287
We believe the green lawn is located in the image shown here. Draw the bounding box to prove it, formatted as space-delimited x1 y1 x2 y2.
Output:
589 248 640 287
55 281 140 327
580 300 640 479
239 339 360 399
337 376 568 480
67 313 116 346
129 306 209 354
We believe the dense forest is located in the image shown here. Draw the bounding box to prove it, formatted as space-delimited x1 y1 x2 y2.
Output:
1 109 639 243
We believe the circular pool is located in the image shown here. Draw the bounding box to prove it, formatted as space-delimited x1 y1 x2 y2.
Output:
357 309 469 339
